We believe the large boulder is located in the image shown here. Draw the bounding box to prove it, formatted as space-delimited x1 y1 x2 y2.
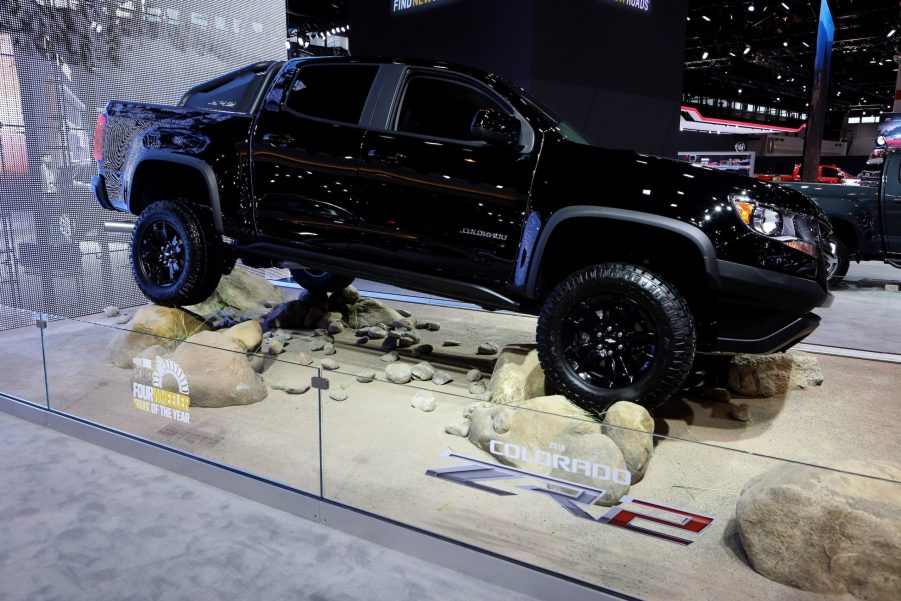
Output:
167 330 268 408
736 461 901 601
185 267 285 316
108 306 209 368
344 297 413 330
468 395 630 506
488 346 547 405
221 320 263 352
601 401 655 483
727 351 824 397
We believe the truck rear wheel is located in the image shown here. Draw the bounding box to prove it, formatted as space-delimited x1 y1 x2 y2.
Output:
536 263 696 415
290 269 354 293
131 200 222 307
825 238 849 287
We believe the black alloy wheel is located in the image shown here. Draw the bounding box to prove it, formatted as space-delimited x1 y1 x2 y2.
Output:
825 237 850 287
561 294 659 390
136 221 186 288
537 263 696 414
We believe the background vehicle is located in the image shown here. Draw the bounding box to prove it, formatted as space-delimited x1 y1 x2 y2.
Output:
782 148 901 285
755 164 856 184
92 57 832 413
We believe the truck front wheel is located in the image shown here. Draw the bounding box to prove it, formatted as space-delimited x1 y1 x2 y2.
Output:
536 263 696 415
131 200 222 307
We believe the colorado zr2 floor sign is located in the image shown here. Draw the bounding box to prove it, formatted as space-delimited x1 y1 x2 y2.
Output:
427 452 714 546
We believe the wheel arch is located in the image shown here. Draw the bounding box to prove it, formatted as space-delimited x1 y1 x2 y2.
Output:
127 152 224 233
827 216 859 255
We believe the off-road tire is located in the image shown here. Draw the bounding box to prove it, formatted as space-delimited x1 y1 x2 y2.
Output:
536 263 696 414
290 269 355 293
826 238 849 287
131 200 222 307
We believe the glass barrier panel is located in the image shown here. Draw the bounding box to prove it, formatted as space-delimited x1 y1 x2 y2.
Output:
320 369 901 600
42 312 321 495
0 307 47 407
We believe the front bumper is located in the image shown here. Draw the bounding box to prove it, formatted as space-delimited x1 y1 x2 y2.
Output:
707 259 831 354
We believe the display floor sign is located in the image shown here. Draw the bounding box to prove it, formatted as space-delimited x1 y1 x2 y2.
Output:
132 356 191 424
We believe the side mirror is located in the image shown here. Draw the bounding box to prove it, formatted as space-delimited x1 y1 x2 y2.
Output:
471 109 521 147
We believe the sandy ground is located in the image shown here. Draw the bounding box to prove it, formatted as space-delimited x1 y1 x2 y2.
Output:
0 299 899 601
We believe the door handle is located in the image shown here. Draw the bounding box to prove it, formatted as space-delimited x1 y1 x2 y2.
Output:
263 133 294 147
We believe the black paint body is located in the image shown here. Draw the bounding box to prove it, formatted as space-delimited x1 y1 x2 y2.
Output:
93 57 833 354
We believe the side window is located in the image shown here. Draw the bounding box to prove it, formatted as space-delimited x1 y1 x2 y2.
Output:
821 167 839 178
395 76 505 141
285 64 378 124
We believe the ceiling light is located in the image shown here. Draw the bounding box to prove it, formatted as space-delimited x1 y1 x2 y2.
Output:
748 5 755 11
802 42 810 48
743 46 751 55
702 51 709 59
702 15 711 22
889 29 897 38
777 74 782 79
729 52 737 57
738 88 743 94
783 41 788 47
781 2 790 9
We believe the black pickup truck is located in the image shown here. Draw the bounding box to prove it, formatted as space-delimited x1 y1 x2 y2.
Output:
91 57 833 412
782 147 901 285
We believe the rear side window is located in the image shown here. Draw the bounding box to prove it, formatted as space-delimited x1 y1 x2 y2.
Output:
395 76 503 141
286 64 378 124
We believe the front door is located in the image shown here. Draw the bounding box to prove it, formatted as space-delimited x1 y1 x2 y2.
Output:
356 72 538 284
251 62 379 253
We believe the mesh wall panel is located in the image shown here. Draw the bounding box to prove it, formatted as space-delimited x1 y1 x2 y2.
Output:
0 0 286 330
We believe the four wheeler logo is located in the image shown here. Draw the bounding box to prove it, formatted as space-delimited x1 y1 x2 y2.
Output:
132 356 191 424
427 452 714 545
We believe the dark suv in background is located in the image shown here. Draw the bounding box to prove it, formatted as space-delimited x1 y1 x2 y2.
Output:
92 57 833 412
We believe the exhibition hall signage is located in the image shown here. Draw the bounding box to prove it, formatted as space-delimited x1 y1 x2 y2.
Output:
391 0 651 14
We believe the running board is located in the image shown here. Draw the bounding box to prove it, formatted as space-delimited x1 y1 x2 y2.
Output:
236 242 521 312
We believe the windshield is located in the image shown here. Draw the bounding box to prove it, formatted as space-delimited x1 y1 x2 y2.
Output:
502 82 592 145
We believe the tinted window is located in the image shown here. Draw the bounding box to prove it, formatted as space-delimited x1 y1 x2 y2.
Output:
286 64 378 124
396 76 503 141
822 167 839 178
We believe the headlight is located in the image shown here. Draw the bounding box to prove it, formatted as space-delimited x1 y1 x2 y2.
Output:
730 194 820 258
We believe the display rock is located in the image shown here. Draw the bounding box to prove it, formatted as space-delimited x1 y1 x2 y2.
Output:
601 401 655 483
328 286 360 311
380 351 399 363
108 305 209 368
465 368 483 382
414 344 433 356
329 389 348 402
344 298 413 330
736 461 901 601
385 362 414 384
168 330 268 407
320 358 340 371
468 395 630 506
327 321 344 335
727 351 824 397
488 346 546 404
411 361 436 381
411 392 437 412
445 421 470 437
186 267 286 317
432 371 453 385
356 369 376 384
468 381 488 395
221 320 263 353
103 305 120 318
443 340 462 347
477 342 499 355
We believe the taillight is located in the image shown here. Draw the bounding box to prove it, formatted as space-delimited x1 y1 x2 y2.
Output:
93 113 106 162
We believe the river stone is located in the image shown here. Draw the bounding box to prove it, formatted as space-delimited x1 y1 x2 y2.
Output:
443 340 462 347
468 395 630 506
345 297 413 330
262 338 284 355
385 362 413 384
167 330 268 407
465 368 483 382
322 342 336 356
271 379 310 395
329 390 348 402
380 351 399 363
108 306 209 368
468 381 488 395
328 286 360 311
356 369 376 384
736 461 901 601
327 321 344 335
115 313 133 325
432 371 453 385
445 421 471 437
411 362 436 381
414 344 434 357
727 351 824 397
488 346 546 405
222 320 262 352
308 339 327 352
320 358 340 371
397 308 412 318
601 402 654 484
355 336 369 345
477 342 499 355
411 392 437 412
103 305 120 318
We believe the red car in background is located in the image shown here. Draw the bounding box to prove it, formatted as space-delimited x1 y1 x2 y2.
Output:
755 164 856 184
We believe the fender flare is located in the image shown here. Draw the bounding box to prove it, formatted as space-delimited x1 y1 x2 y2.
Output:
523 206 720 297
127 151 224 234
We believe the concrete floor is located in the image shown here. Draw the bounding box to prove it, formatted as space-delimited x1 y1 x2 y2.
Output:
0 410 541 601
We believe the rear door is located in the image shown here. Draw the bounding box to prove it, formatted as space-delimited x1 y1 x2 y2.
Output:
251 62 379 252
881 152 901 256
